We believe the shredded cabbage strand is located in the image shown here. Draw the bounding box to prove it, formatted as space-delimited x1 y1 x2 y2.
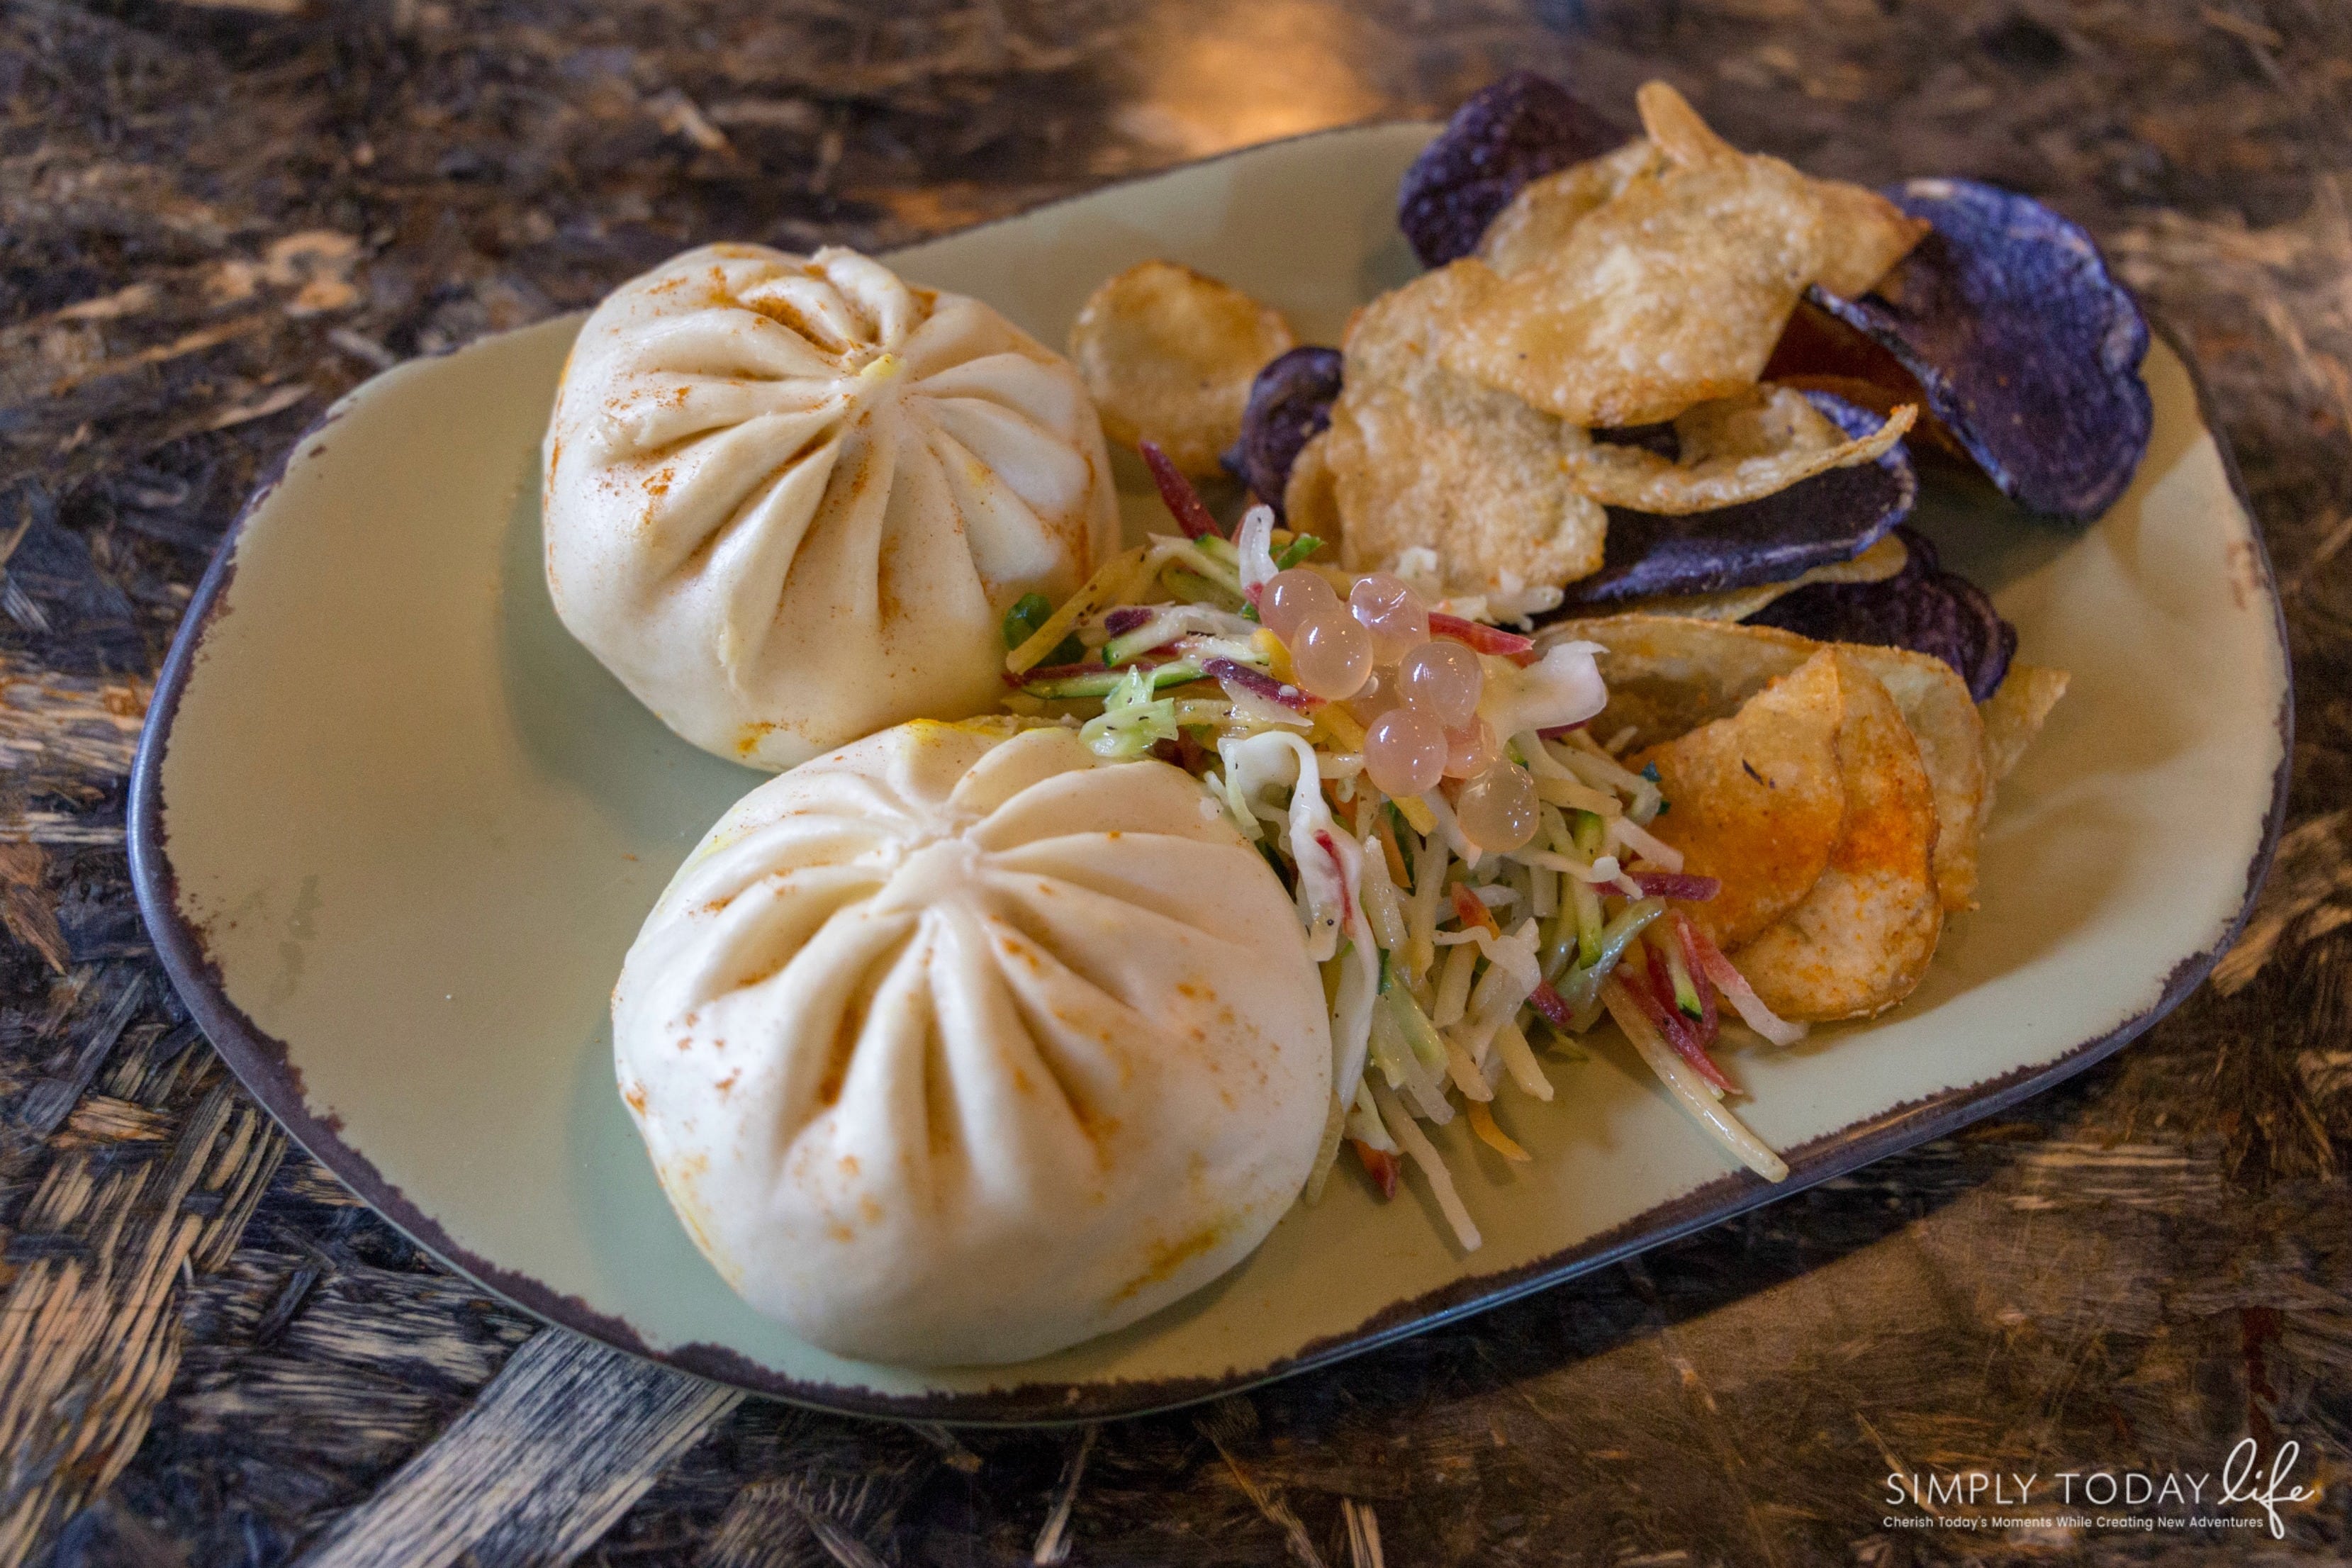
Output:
1479 642 1607 741
1080 665 1177 760
1236 504 1279 600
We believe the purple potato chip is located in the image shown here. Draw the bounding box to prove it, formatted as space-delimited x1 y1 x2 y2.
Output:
1396 72 1628 268
1221 346 1343 514
1747 525 2017 699
1937 568 2017 697
1552 392 1916 608
1812 179 2151 523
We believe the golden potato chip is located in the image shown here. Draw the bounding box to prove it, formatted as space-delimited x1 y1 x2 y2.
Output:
1542 612 1832 747
1478 140 1659 277
1068 260 1296 476
1545 613 1983 909
1559 386 1915 515
1633 79 1734 166
1731 654 1943 1019
1443 83 1929 427
1283 427 1340 544
1632 650 1848 950
1438 84 1821 425
1438 155 1820 427
1327 262 1605 592
1629 531 1908 622
1484 89 1920 305
1978 663 2070 824
1810 179 1932 298
1634 81 1926 299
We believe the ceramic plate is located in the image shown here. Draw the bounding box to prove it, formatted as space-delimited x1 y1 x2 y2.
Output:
132 124 2290 1423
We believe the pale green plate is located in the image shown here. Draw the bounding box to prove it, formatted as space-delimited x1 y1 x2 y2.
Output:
130 124 2289 1423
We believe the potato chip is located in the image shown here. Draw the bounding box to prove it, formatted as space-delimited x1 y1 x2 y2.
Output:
1978 663 2069 819
1397 70 1631 267
1632 650 1847 950
1282 426 1341 544
1068 261 1297 476
1544 612 1822 749
1227 346 1342 512
1731 654 1943 1019
1810 179 1933 299
1477 140 1658 277
1810 179 2151 522
1634 81 1925 298
1441 83 1930 428
1630 79 1733 166
1554 392 1915 608
1542 613 1983 909
1438 150 1822 427
1837 645 1985 911
1438 84 1822 426
1751 525 2014 700
1628 530 1909 622
1559 386 1915 515
1763 297 1973 455
1480 88 1923 304
1326 262 1605 592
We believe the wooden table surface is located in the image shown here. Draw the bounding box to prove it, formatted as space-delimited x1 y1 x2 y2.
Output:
4 0 2350 1562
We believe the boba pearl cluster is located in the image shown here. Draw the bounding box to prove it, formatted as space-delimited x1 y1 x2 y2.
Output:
1257 568 1542 855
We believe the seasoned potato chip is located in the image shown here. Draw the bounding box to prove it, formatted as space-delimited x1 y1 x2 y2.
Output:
1545 614 1983 909
1478 140 1658 277
1839 646 1984 911
1068 261 1296 476
1978 663 2069 816
1633 650 1848 950
1283 427 1341 544
1327 262 1605 592
1630 531 1909 622
1731 654 1943 1019
1560 386 1915 514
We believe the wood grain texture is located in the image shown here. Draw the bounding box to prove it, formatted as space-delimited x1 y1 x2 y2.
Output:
0 985 282 1562
292 1333 739 1568
0 0 2348 1563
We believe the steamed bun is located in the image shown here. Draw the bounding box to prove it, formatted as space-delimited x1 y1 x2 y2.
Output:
544 244 1119 770
614 719 1333 1366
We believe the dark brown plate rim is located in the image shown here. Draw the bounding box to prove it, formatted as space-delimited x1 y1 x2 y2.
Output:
129 131 2291 1427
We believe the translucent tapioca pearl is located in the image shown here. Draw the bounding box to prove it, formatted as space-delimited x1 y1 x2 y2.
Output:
1348 573 1430 664
1363 705 1447 797
1345 667 1403 724
1292 612 1372 700
1441 717 1497 780
1396 639 1483 729
1455 763 1539 853
1259 569 1338 642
